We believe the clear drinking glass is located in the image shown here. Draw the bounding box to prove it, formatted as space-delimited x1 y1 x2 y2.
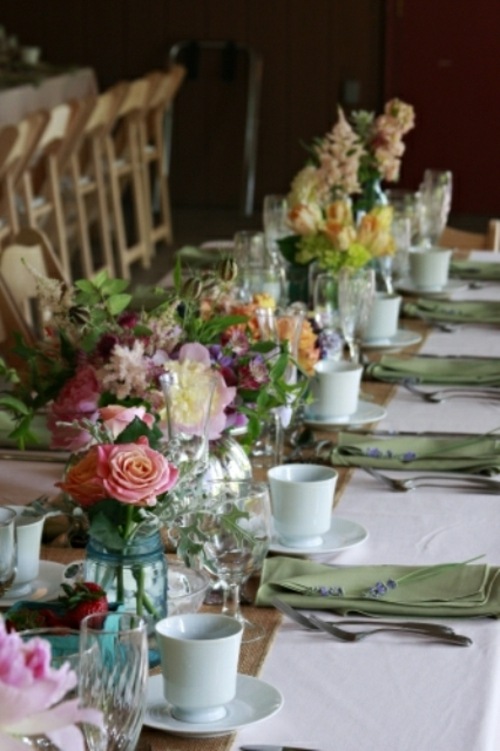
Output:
262 193 289 260
418 169 453 247
79 612 148 751
0 507 16 597
196 480 272 643
338 266 375 363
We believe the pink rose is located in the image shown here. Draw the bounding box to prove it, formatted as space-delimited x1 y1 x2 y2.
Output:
48 365 101 450
96 437 178 506
99 405 155 439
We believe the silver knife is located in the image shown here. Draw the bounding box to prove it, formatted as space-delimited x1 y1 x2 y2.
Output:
240 746 320 751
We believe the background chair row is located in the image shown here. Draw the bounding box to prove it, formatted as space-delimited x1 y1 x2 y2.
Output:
0 63 186 282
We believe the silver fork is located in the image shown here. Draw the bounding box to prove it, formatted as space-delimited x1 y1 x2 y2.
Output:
361 465 500 492
401 380 500 403
307 615 472 646
272 598 472 646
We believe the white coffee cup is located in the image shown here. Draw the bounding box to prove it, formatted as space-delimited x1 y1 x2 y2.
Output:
363 292 402 342
268 463 338 547
310 360 363 419
7 506 44 595
408 247 452 291
155 613 243 723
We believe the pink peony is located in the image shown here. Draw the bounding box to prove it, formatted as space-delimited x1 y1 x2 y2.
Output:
99 404 155 439
0 617 102 751
47 365 101 451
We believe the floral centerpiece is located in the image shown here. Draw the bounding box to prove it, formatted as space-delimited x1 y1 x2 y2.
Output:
0 616 102 751
1 262 310 614
279 98 415 282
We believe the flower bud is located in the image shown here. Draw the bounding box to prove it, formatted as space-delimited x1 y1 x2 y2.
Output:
181 277 203 300
218 257 238 282
68 305 91 325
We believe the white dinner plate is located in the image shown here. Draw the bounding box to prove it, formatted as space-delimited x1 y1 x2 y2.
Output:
362 329 423 351
0 561 65 606
143 673 283 738
396 278 468 298
303 400 387 429
269 515 368 555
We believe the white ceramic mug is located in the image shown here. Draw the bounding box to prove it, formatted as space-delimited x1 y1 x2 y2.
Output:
408 247 452 291
268 463 338 547
155 613 243 723
310 360 363 419
7 506 44 595
363 292 402 342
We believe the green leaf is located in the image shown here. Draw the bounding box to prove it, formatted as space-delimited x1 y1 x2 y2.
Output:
107 293 133 316
0 394 31 415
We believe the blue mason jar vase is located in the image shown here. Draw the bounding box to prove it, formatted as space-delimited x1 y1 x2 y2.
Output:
83 530 168 621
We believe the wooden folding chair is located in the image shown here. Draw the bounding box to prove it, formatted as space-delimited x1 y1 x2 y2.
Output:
65 83 128 279
139 64 186 253
0 271 36 368
0 227 68 334
440 220 500 251
19 100 93 281
103 77 156 280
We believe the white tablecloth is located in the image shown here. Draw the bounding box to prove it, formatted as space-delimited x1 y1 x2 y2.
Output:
0 67 98 125
234 251 500 751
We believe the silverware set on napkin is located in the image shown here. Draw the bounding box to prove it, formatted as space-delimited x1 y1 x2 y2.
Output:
272 597 473 646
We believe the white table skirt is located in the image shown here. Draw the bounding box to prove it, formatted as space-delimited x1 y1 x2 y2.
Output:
0 67 98 125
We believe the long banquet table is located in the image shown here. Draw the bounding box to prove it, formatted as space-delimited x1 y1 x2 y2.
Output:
1 251 500 751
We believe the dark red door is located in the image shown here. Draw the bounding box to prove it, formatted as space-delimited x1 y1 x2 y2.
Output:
384 0 500 217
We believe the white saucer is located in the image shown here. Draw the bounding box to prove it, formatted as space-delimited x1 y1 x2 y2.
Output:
269 515 368 555
362 329 422 351
396 278 467 298
144 673 283 738
0 561 64 606
303 400 387 429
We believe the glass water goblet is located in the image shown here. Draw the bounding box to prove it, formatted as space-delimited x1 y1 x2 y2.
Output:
197 480 272 643
79 612 148 751
338 267 375 363
0 507 16 597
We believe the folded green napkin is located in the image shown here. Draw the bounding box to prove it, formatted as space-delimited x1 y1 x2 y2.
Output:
403 298 500 324
450 260 500 281
329 431 500 474
256 555 500 617
366 355 500 385
0 412 51 449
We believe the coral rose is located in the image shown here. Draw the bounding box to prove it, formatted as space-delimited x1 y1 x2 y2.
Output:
56 447 108 507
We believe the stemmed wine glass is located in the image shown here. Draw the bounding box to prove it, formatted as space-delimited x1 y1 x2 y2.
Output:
196 480 272 643
338 266 375 363
0 507 16 597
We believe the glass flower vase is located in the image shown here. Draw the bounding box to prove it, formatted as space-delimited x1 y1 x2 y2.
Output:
83 529 168 621
354 177 388 218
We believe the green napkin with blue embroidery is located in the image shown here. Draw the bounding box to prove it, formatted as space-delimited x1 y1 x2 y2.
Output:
329 431 500 474
450 260 500 281
256 555 500 616
403 298 500 324
365 354 500 385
